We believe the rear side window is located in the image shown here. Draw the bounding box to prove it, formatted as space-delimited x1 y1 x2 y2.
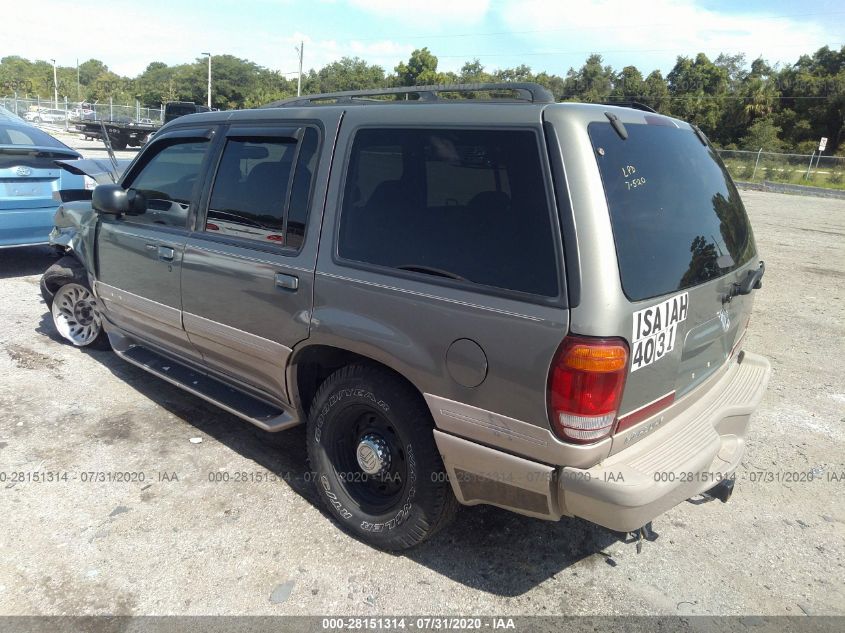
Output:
589 122 755 301
207 138 297 244
338 128 559 297
205 127 319 249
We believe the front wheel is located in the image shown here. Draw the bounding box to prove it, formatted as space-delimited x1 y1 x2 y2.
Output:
307 364 457 550
41 257 109 350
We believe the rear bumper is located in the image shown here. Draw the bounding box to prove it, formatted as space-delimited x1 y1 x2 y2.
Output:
434 352 771 531
0 205 58 247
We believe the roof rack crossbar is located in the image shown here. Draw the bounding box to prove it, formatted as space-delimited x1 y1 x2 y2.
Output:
264 82 555 108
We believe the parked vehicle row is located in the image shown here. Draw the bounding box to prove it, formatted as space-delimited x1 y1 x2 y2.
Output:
33 83 770 551
23 108 67 124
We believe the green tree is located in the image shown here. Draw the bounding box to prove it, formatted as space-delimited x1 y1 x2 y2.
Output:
740 117 783 151
394 48 443 86
459 59 491 83
610 65 644 102
564 54 613 101
312 57 385 94
667 53 730 138
494 65 534 83
642 70 670 112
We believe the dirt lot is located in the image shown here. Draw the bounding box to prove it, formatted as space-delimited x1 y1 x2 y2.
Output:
0 190 843 617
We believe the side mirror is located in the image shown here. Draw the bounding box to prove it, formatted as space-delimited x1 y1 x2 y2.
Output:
92 184 128 216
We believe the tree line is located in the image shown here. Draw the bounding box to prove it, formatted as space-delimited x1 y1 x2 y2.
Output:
1 45 843 154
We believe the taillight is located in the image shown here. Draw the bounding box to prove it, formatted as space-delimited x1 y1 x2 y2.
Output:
548 335 629 444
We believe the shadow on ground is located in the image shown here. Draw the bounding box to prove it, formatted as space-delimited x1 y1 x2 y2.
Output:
0 245 57 279
34 313 621 596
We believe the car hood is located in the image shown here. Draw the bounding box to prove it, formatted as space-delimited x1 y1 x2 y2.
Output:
54 157 131 184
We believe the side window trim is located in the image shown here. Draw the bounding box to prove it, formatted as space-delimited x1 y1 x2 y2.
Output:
121 127 214 191
226 125 301 139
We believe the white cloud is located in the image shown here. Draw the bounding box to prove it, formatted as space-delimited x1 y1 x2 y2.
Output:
235 32 414 75
495 0 839 73
2 0 837 88
0 4 415 81
0 2 230 77
348 0 490 26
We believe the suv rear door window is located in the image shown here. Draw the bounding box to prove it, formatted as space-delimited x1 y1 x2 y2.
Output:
205 127 319 249
338 128 559 297
589 121 755 301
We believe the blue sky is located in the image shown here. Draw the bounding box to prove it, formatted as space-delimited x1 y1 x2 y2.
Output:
4 0 844 78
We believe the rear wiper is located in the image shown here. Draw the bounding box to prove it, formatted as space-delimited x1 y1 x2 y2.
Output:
691 124 709 146
724 261 765 303
604 112 628 140
396 265 467 282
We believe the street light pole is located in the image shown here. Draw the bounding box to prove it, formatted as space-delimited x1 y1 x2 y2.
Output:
295 42 303 96
202 52 212 108
50 58 58 109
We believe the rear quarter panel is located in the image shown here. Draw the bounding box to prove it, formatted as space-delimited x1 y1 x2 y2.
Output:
308 105 585 464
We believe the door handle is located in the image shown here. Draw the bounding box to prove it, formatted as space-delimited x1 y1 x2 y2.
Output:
275 272 299 291
157 246 175 262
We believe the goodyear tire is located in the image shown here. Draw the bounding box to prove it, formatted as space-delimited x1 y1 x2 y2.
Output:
41 256 110 350
307 364 457 550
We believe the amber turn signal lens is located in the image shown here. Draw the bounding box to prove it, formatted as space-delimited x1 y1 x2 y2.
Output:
560 342 628 373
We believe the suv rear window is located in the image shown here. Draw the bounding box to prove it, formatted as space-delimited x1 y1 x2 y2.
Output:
338 128 559 297
589 121 755 301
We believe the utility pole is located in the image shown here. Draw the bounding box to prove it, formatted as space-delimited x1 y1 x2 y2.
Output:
50 58 58 109
76 59 80 102
202 52 212 108
295 41 303 96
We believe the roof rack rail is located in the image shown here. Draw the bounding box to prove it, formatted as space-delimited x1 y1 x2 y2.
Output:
264 82 555 108
601 101 657 113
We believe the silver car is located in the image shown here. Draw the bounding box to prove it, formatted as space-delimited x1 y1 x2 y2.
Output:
42 83 770 551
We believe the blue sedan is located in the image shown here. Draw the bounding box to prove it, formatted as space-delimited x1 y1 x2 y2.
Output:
0 116 85 249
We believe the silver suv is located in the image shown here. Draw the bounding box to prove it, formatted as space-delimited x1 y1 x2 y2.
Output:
41 83 771 550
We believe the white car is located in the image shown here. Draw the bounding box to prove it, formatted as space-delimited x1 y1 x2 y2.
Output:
23 109 67 124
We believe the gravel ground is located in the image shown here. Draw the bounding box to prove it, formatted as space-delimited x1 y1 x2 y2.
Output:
0 190 843 617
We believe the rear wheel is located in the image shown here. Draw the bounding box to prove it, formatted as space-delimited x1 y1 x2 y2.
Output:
307 364 457 550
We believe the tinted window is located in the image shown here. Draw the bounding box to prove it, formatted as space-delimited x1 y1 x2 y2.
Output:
589 122 756 301
0 123 70 148
286 127 319 250
338 128 559 297
206 138 298 245
126 139 209 228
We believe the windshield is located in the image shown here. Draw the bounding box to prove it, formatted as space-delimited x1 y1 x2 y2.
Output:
589 121 756 302
0 123 74 150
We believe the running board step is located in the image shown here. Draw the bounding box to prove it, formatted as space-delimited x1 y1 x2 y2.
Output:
116 345 297 432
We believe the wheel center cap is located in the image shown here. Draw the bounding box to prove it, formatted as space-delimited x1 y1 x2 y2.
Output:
73 301 94 326
356 434 390 476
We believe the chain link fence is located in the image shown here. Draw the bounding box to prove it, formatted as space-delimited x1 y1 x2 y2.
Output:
0 95 163 129
718 149 845 189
